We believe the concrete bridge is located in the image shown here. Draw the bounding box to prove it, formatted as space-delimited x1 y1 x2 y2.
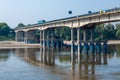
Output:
15 7 120 66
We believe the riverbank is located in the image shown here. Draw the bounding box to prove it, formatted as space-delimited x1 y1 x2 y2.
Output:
64 40 120 45
0 40 120 49
0 41 40 49
107 40 120 45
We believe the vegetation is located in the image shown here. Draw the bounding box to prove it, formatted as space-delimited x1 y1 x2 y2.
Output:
0 23 15 41
54 23 120 41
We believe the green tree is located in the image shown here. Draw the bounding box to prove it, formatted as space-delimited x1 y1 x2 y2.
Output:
95 24 105 40
104 23 115 40
95 23 115 40
0 23 10 36
17 23 25 27
0 23 15 41
115 23 120 39
54 27 71 40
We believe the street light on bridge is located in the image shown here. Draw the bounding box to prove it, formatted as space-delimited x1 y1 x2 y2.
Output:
68 10 72 15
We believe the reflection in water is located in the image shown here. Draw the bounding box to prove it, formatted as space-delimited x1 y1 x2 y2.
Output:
0 43 120 80
15 48 107 80
0 44 120 80
15 48 55 66
78 64 95 80
0 49 10 62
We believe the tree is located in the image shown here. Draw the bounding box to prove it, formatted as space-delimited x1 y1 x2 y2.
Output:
95 24 105 40
104 23 115 40
54 27 71 40
0 23 10 36
17 23 25 27
0 23 15 41
115 23 120 39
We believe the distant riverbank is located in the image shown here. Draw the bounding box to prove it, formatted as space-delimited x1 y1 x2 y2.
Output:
64 40 120 45
0 41 40 49
0 40 120 49
107 40 120 45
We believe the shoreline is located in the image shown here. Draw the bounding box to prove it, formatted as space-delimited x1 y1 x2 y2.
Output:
0 41 40 49
107 40 120 45
0 40 119 49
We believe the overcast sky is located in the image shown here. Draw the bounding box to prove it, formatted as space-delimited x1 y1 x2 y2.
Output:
0 0 120 28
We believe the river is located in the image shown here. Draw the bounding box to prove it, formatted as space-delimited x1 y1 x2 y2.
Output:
0 45 120 80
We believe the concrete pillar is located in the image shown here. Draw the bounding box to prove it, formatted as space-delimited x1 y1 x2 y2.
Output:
51 29 54 49
20 32 22 42
15 31 18 42
83 42 89 64
89 42 95 63
71 28 75 67
22 32 25 42
47 30 51 65
40 30 42 46
24 31 28 43
43 30 47 64
83 28 87 41
51 29 55 66
77 28 82 64
39 30 43 63
17 32 19 41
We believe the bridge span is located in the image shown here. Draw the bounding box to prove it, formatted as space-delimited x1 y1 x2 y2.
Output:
14 7 120 66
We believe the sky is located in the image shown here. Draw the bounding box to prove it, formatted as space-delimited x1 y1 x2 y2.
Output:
0 0 120 28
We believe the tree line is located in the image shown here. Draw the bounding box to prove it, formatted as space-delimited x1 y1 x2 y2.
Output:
0 23 15 41
54 23 120 41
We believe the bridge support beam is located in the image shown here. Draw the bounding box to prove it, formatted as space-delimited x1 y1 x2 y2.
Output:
40 30 43 46
47 30 51 65
43 30 47 64
71 28 75 67
51 29 54 50
89 42 95 63
40 30 43 63
51 29 55 66
77 28 82 64
24 31 28 43
15 31 18 42
83 27 87 41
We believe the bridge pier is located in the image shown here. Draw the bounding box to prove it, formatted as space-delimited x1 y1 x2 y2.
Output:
77 28 82 64
89 42 95 63
15 31 18 42
24 31 28 43
83 27 88 41
51 29 55 66
47 30 51 65
43 30 47 64
39 30 43 63
71 28 75 67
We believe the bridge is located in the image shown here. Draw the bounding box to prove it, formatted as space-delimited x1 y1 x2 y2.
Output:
15 7 120 66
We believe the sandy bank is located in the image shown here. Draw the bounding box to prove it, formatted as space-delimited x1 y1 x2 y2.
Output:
64 40 120 45
108 40 120 45
0 40 119 49
0 41 40 49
